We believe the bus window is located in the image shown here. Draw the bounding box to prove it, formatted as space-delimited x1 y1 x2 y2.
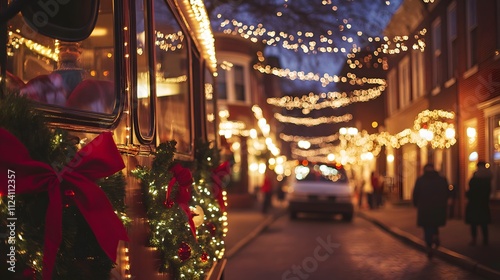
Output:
135 0 155 140
6 0 117 115
154 0 192 154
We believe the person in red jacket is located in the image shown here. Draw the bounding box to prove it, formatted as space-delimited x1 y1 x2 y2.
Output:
261 171 274 214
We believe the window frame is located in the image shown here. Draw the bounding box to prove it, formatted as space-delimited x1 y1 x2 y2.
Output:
398 56 411 109
411 49 425 100
216 52 252 105
466 0 478 69
446 1 458 83
387 68 398 115
4 0 126 131
431 17 442 94
132 0 156 144
497 0 500 52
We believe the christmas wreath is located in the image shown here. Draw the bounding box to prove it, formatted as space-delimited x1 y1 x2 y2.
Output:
132 140 229 279
0 93 129 280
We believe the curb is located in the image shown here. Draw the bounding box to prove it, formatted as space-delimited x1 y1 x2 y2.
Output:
357 212 500 280
225 209 287 259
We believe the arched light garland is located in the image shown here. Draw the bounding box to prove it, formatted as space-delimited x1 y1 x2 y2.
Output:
290 130 383 165
267 85 386 114
254 54 386 87
413 109 456 149
217 17 427 56
217 17 358 54
288 109 456 162
291 145 338 158
274 112 352 126
346 53 390 70
280 133 339 144
377 29 427 54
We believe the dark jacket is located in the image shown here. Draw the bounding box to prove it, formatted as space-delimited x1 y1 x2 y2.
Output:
412 170 449 227
465 167 492 224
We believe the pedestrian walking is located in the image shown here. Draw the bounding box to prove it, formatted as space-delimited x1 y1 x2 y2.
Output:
261 170 274 214
356 178 365 208
412 163 450 259
465 161 492 246
371 171 383 209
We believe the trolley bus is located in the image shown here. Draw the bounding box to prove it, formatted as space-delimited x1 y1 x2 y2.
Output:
0 0 224 279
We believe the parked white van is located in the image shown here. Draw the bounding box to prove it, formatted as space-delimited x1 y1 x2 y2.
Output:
287 161 354 221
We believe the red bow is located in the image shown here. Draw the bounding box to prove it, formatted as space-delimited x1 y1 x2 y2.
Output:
211 161 231 212
0 128 128 280
166 164 196 239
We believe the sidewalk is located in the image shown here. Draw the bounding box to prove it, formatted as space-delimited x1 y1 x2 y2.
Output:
357 202 500 280
224 198 287 259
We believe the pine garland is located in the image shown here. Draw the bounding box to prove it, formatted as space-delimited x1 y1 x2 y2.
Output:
0 94 128 280
132 140 228 279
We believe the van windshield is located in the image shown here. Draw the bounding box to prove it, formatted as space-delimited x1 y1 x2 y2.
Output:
295 163 348 183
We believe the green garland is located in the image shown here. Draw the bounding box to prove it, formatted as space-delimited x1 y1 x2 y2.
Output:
132 140 227 279
0 94 129 280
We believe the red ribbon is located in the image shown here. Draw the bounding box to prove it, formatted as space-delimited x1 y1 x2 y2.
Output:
0 128 128 280
166 164 196 239
211 161 231 212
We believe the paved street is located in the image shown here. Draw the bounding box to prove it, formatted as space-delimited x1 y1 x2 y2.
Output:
224 205 489 280
224 199 500 280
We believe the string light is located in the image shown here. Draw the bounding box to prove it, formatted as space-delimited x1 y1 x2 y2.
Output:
274 112 352 125
254 53 387 87
287 109 456 163
267 85 385 113
216 18 396 56
7 31 58 61
217 16 427 57
184 0 217 71
280 133 339 144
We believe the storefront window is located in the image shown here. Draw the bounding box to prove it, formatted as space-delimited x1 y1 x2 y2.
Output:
6 0 117 114
465 121 478 184
492 116 500 197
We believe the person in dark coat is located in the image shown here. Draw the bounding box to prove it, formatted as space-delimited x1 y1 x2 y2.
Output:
465 161 492 246
412 163 450 259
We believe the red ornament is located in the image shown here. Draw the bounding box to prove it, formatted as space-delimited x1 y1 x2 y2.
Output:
205 222 216 237
163 199 174 208
200 252 209 263
177 242 191 261
22 267 36 279
64 189 75 208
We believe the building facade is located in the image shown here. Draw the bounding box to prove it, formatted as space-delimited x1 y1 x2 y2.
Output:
214 34 285 207
384 0 500 220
